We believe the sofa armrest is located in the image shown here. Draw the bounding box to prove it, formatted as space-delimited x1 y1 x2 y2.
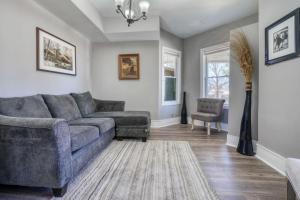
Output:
0 115 72 188
94 99 125 112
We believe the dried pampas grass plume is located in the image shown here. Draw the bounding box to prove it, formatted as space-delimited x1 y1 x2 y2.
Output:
231 31 254 85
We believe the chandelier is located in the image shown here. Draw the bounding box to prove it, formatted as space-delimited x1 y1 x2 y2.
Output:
114 0 150 26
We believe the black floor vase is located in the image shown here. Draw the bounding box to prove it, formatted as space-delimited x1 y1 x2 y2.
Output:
237 90 255 156
181 92 187 124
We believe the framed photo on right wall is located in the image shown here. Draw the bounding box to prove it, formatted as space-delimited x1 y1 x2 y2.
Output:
265 8 300 65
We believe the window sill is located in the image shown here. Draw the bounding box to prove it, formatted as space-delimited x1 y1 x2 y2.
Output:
162 101 180 106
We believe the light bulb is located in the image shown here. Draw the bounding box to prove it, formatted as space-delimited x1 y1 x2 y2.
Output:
125 9 135 18
114 0 125 7
139 1 150 13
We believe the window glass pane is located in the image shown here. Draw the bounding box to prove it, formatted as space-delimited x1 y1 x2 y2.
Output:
164 55 176 69
207 76 229 103
164 77 176 101
207 62 229 78
164 67 175 77
163 51 179 103
204 49 230 105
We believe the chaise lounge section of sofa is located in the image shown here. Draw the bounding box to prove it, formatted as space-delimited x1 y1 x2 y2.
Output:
71 92 151 142
0 92 151 197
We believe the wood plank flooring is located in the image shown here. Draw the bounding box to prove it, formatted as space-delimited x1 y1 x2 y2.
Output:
0 124 286 200
150 124 287 200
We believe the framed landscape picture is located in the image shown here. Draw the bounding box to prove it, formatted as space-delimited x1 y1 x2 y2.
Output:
118 54 140 80
36 27 76 75
265 8 300 65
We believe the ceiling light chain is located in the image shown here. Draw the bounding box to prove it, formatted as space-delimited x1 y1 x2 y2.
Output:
115 0 150 26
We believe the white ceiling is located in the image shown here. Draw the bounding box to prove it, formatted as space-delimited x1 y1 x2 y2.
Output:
90 0 258 38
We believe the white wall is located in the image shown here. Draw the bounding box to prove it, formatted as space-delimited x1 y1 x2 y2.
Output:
0 0 91 97
91 41 160 119
159 29 184 119
258 0 300 158
229 23 259 140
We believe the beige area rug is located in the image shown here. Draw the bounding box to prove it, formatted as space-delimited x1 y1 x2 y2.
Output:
55 141 219 200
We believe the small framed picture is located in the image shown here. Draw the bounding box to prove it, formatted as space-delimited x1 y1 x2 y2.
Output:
265 8 300 65
36 27 76 75
118 54 140 80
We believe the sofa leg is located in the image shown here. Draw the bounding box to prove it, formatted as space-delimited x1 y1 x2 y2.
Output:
142 137 147 142
52 183 68 197
117 137 123 141
287 180 296 200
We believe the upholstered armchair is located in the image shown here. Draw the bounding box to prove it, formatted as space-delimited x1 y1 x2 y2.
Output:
191 98 225 135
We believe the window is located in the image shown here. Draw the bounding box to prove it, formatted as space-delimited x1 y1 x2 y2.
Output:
201 43 230 105
162 47 181 105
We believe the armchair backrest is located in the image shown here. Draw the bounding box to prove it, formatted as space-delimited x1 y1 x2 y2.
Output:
197 98 225 116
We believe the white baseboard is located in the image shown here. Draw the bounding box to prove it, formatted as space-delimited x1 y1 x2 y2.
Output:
226 135 286 176
151 117 180 128
226 134 240 148
256 144 286 176
226 134 257 152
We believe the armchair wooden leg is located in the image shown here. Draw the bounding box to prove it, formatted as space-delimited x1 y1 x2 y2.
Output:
216 122 222 132
191 119 195 130
207 122 211 136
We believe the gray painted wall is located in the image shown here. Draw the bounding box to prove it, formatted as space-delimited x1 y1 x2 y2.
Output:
91 41 160 119
0 0 91 97
258 0 300 158
91 30 183 121
159 29 184 119
229 23 259 140
183 14 258 116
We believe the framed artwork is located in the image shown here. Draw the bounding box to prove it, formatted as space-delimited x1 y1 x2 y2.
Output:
265 8 300 65
118 54 140 80
36 27 76 75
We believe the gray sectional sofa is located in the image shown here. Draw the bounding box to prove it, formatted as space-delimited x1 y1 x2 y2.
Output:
0 92 150 197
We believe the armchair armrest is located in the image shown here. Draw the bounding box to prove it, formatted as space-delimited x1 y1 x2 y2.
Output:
94 99 125 112
0 115 72 188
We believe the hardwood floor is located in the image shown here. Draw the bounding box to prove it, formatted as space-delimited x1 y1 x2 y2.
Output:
0 124 286 200
150 124 287 200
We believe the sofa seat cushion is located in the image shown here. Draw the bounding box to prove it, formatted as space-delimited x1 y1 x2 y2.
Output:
0 95 52 118
85 111 151 127
191 112 219 122
71 92 96 116
42 94 82 121
69 118 115 134
69 125 99 152
286 158 300 198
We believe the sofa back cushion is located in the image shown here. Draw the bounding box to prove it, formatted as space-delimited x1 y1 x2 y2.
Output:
71 92 96 116
197 98 225 116
42 94 82 121
0 95 52 118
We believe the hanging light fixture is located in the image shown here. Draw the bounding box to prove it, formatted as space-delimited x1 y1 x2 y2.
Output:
114 0 150 27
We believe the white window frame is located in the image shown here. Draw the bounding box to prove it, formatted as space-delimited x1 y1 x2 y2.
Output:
162 47 182 106
200 42 230 107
